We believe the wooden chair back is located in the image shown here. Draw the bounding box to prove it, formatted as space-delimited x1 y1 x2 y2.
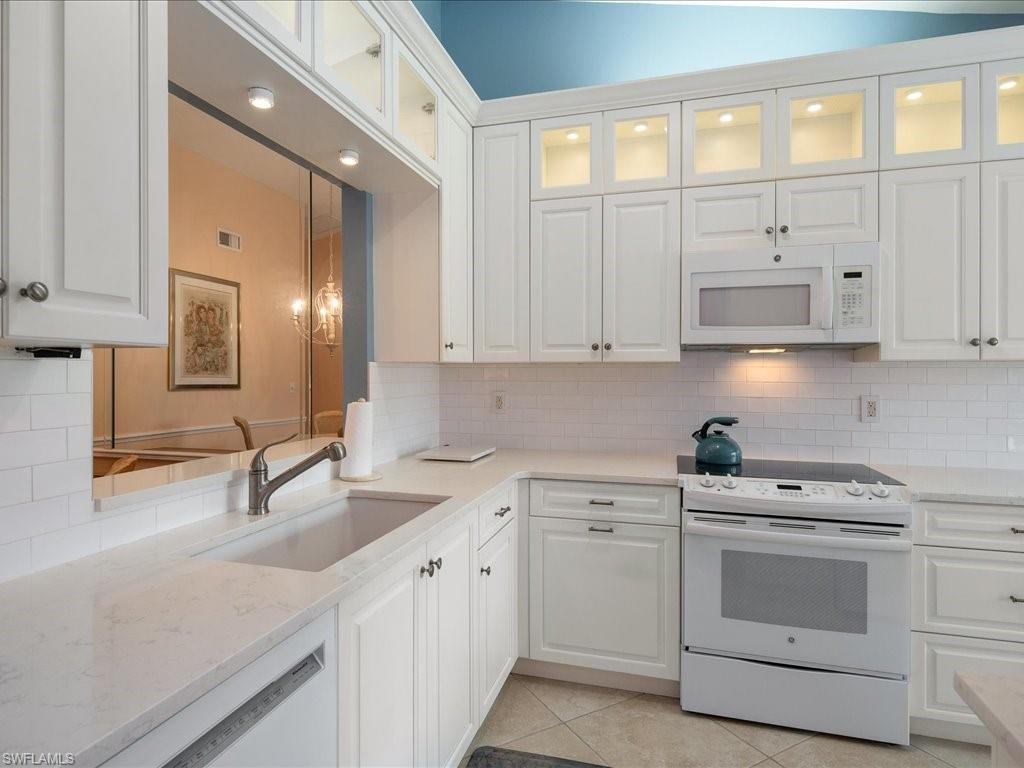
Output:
233 416 255 450
104 455 139 476
313 409 344 437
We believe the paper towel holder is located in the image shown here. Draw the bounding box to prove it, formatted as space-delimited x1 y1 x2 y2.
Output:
340 398 382 482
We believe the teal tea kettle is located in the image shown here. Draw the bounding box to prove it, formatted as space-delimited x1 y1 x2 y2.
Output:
691 416 742 466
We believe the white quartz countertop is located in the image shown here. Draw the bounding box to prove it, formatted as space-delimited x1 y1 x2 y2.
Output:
875 464 1024 506
954 672 1024 765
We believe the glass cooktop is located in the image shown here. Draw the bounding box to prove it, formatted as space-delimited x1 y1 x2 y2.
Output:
676 456 904 486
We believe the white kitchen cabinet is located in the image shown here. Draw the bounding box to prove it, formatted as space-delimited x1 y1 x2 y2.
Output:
914 500 1024 554
530 197 603 362
474 123 531 362
775 173 878 247
681 182 776 252
981 159 1024 360
530 480 679 527
603 102 681 194
529 515 679 679
228 0 312 64
603 190 681 362
683 90 776 186
877 164 980 361
982 57 1024 161
881 65 979 169
531 113 603 199
440 104 473 362
478 518 517 718
393 38 440 171
777 77 879 178
4 0 168 347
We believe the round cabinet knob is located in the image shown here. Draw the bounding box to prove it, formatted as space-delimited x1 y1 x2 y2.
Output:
0 277 7 297
870 481 890 498
846 480 864 496
722 476 738 489
604 342 612 351
988 337 1000 346
480 566 491 576
779 225 790 234
591 343 599 351
19 281 49 302
970 338 982 347
699 472 716 488
765 226 775 236
444 342 454 350
773 254 782 263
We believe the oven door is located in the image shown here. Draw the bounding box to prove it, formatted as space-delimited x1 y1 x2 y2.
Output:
682 246 834 345
683 514 910 677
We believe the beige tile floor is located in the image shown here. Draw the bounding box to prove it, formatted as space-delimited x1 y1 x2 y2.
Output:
463 674 991 768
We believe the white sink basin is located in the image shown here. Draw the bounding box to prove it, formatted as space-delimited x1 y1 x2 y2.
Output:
197 495 439 572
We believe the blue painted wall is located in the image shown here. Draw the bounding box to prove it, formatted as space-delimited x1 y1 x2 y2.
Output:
412 1 1024 100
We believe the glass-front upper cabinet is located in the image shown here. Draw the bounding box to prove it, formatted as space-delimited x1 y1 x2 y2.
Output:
229 1 312 63
602 103 680 193
314 1 390 128
531 113 603 199
392 39 440 169
682 91 775 186
880 65 979 169
983 58 1024 161
776 77 878 178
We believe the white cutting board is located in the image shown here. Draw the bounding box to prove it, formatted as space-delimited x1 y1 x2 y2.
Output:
416 445 496 462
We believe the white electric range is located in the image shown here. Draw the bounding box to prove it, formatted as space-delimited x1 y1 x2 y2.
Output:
678 458 911 745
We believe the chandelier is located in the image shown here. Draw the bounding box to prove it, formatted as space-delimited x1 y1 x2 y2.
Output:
292 199 343 356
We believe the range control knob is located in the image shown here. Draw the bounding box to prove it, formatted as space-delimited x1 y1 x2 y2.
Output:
699 472 716 488
846 480 864 497
870 481 891 498
722 476 738 489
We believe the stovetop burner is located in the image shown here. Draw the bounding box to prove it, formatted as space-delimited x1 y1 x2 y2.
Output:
676 456 904 486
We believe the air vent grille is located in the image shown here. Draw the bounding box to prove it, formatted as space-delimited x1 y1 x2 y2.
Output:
217 228 242 252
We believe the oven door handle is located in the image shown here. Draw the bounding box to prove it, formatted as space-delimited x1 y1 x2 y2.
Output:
684 520 910 552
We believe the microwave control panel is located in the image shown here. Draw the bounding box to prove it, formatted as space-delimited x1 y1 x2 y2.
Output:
834 265 871 329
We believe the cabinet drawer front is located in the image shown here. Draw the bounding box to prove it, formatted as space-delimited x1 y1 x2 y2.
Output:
530 480 679 526
914 501 1024 553
775 173 878 247
681 182 775 253
911 631 1024 725
478 483 516 546
913 546 1024 642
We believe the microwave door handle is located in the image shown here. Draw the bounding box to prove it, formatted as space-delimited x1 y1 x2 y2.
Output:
821 265 834 330
684 520 910 553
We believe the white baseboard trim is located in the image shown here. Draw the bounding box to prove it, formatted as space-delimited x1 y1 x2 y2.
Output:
512 657 679 698
910 716 991 747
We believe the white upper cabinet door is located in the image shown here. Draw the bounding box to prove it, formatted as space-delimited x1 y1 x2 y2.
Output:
474 123 531 362
881 65 980 170
879 164 980 361
681 182 776 252
392 39 440 172
478 519 517 720
981 159 1024 360
777 77 879 178
531 197 603 362
603 102 681 194
313 0 391 129
228 0 313 64
982 58 1024 161
531 113 603 199
440 105 474 362
775 173 878 247
603 190 681 362
683 90 776 186
5 0 168 346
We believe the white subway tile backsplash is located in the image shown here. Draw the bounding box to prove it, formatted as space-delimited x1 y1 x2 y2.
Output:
0 497 68 546
32 458 92 500
100 506 157 549
0 429 66 470
0 396 31 433
0 468 33 509
29 393 91 429
31 522 100 572
0 359 68 396
156 494 206 533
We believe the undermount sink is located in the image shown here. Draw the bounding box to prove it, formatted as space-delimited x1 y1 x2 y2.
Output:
197 494 440 572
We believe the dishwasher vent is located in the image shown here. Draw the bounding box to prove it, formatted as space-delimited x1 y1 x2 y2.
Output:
217 228 242 252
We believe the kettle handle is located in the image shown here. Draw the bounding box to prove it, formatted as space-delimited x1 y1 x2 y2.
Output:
693 415 740 441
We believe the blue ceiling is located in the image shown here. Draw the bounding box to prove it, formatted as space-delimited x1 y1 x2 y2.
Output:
412 0 1024 100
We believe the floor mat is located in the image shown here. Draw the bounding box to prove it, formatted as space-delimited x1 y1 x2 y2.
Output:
466 746 607 768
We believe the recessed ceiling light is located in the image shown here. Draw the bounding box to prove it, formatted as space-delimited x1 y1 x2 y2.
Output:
806 102 823 114
566 130 580 141
719 112 734 124
248 86 275 110
906 90 924 101
634 122 649 133
339 149 360 167
1000 79 1019 91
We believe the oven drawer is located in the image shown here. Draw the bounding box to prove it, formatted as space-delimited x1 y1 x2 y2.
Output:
529 480 679 526
912 546 1024 642
914 501 1024 553
478 483 516 547
911 631 1024 726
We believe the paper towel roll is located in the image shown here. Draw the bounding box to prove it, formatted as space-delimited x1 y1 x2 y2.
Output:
340 398 376 480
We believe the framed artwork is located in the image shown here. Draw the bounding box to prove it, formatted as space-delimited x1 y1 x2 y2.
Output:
168 270 240 390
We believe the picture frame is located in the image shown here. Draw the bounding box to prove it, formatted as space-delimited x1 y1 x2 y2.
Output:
168 269 241 390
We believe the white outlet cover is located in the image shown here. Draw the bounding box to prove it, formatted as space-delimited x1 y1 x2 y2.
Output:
493 391 506 412
860 394 880 423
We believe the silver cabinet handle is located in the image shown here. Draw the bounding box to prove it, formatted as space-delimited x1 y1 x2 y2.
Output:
495 506 511 518
988 337 1000 346
444 342 454 350
591 343 599 351
429 557 442 571
765 226 774 235
420 563 434 578
1011 527 1024 534
0 277 6 297
1011 595 1024 604
20 282 48 302
480 566 491 576
588 499 615 507
588 525 614 533
970 338 981 347
604 342 611 351
779 225 789 234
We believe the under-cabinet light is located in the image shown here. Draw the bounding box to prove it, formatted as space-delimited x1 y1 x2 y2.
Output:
719 112 734 124
339 149 360 166
248 87 275 110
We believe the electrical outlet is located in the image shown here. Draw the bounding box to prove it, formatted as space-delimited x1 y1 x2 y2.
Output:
493 391 506 412
860 394 880 423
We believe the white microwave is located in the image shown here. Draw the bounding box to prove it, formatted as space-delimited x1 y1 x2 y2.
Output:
681 243 879 347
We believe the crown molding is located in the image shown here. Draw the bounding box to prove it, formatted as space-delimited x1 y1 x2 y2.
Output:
372 0 482 123
476 24 1024 125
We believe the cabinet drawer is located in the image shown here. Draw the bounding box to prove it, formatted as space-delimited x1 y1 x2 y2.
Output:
530 480 679 526
914 501 1024 553
912 546 1024 642
478 483 515 546
911 631 1024 725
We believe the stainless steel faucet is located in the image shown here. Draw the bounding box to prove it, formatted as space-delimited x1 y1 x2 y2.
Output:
248 435 347 515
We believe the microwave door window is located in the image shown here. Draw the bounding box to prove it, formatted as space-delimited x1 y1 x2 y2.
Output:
698 284 812 327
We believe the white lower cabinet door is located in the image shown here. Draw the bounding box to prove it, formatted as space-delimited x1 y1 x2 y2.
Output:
478 520 518 718
681 182 776 252
530 197 603 362
338 547 428 768
603 190 681 362
529 516 680 679
981 158 1024 360
775 173 878 247
879 164 981 360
